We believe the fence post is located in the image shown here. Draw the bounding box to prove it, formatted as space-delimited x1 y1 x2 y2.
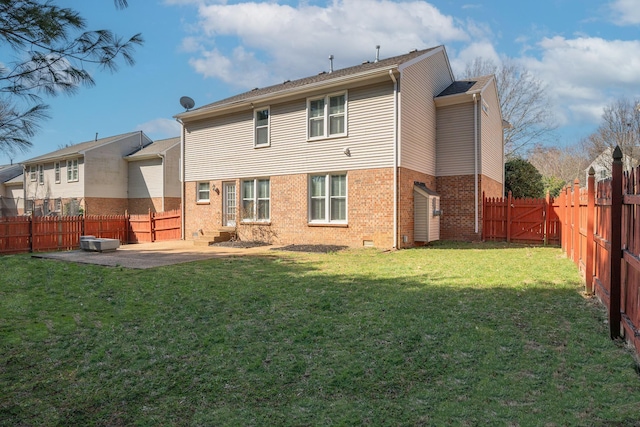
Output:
544 192 551 246
564 185 571 258
481 191 486 241
506 191 512 243
610 146 623 339
573 179 580 266
149 208 154 243
585 168 595 295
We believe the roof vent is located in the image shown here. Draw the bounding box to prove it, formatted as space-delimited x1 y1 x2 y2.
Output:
362 60 370 64
283 79 290 84
329 55 334 73
251 87 259 91
375 45 380 63
410 48 418 53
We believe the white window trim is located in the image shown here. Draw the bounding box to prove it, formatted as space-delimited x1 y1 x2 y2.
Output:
306 91 348 141
308 173 348 224
196 182 210 203
38 165 44 185
253 106 270 148
241 178 270 222
67 159 79 183
54 162 60 184
29 165 36 182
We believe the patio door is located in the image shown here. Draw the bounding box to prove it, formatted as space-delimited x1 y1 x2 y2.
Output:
223 182 236 227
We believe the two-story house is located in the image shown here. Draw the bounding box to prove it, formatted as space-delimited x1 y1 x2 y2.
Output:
21 131 180 216
175 45 505 248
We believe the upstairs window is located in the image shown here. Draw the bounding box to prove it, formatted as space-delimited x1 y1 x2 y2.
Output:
54 162 60 183
29 166 36 181
38 165 44 185
242 178 270 221
307 92 347 140
67 159 79 182
254 107 270 147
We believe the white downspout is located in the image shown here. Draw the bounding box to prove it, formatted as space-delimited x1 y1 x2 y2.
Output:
177 118 185 240
473 94 479 234
389 70 398 248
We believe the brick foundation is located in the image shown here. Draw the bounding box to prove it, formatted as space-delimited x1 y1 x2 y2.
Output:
84 197 128 215
185 169 501 247
185 168 396 248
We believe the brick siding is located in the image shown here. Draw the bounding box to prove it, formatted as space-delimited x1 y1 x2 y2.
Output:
185 168 396 248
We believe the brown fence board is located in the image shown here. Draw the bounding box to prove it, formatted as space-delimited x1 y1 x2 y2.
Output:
0 210 181 254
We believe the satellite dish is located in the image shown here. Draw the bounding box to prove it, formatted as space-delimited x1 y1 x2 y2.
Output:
180 96 195 111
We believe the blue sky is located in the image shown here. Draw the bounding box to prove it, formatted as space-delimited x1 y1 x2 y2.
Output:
1 0 639 164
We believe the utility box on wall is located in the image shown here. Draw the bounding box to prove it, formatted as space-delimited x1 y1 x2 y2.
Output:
414 182 440 242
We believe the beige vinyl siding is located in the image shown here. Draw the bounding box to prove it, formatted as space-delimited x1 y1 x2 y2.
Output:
479 83 504 183
399 50 454 175
24 160 85 200
436 103 476 176
128 158 163 198
84 134 148 198
184 82 395 182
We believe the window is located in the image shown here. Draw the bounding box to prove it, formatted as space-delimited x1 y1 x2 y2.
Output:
197 182 210 202
55 198 62 213
482 100 489 115
54 162 60 183
309 173 347 223
242 178 270 221
38 165 44 185
254 107 270 147
26 199 34 214
67 159 78 182
307 92 347 139
29 166 36 181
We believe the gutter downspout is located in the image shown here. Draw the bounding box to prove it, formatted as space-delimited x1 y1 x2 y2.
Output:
177 118 185 240
473 94 479 234
158 153 165 212
389 70 398 248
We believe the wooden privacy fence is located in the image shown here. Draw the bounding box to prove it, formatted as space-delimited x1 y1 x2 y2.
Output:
548 148 640 352
482 192 560 245
0 209 181 254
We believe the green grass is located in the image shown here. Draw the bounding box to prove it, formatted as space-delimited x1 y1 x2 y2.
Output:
2 241 640 426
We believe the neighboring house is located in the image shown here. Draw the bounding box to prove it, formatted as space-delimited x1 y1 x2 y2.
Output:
175 45 505 248
0 164 24 216
21 131 180 216
586 146 639 183
125 136 181 214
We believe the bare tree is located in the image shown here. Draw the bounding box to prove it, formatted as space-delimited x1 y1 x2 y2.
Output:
463 58 557 158
583 98 640 176
0 0 142 156
527 142 590 192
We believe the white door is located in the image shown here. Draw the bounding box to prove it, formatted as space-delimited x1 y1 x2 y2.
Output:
223 182 236 226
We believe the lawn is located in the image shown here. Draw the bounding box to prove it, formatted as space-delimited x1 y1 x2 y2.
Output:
1 241 640 426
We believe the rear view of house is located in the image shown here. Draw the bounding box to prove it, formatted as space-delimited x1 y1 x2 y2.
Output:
176 45 504 248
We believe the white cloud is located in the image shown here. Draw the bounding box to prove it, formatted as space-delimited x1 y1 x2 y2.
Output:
183 0 472 88
136 118 181 139
449 41 501 76
609 0 640 25
519 36 640 125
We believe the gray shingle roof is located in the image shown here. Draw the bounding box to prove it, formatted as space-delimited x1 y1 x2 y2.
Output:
186 46 442 114
23 131 146 163
0 164 22 183
437 75 494 97
126 137 180 159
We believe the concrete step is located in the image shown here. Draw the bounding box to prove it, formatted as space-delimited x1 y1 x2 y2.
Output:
193 228 236 246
